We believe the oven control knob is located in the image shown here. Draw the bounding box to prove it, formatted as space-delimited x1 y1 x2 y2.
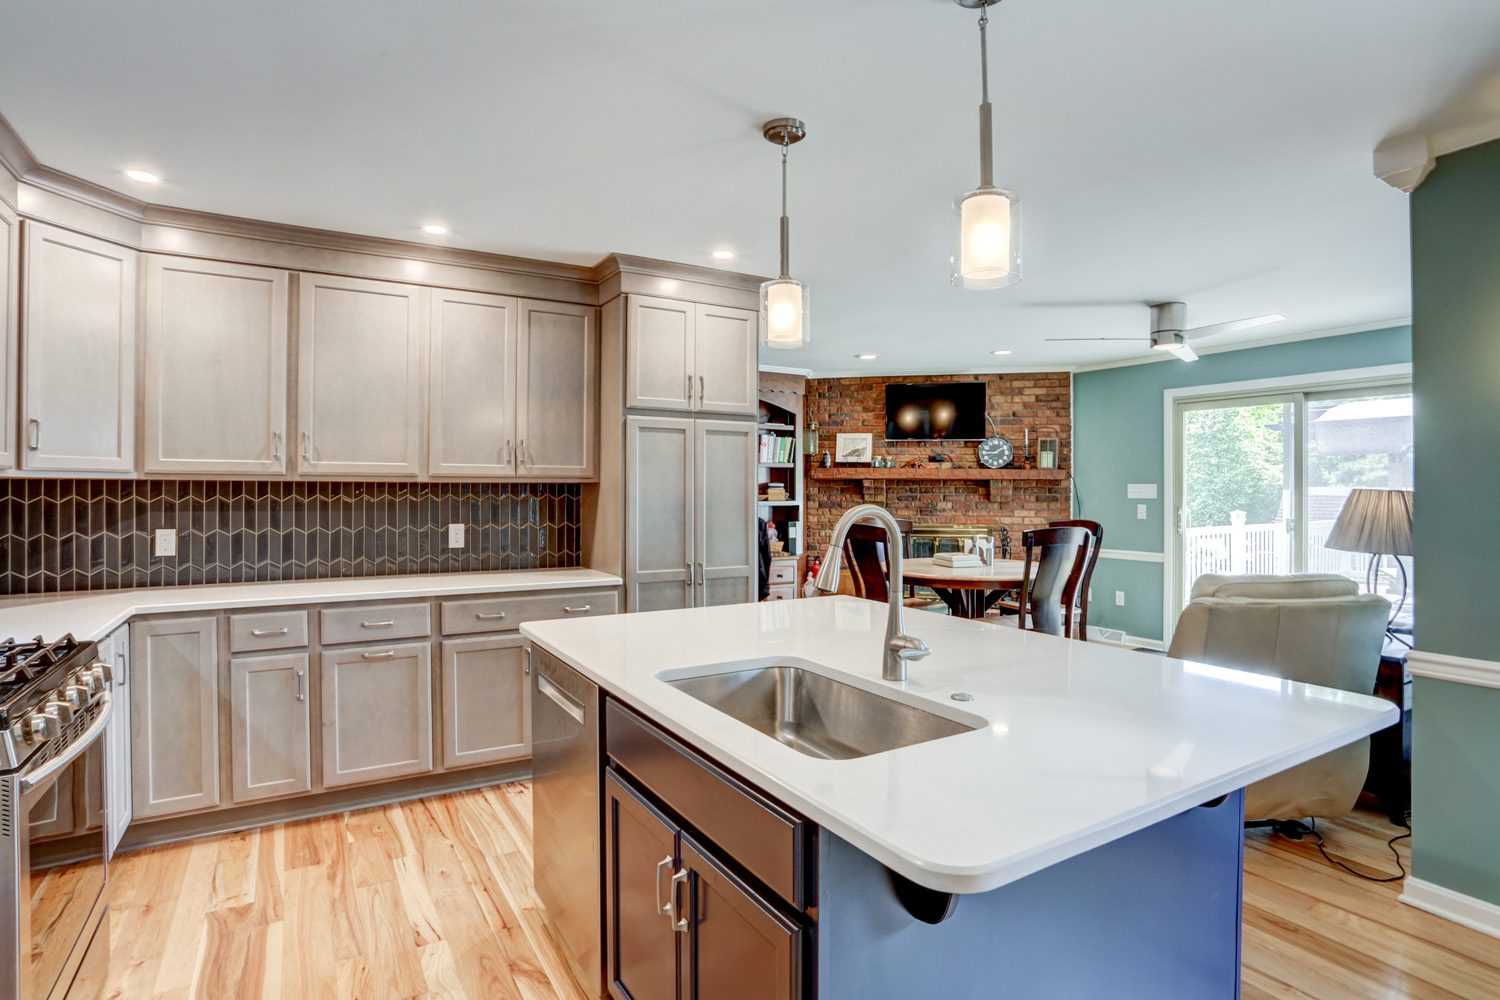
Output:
87 660 113 686
45 699 75 726
27 711 62 743
62 685 89 710
78 670 104 695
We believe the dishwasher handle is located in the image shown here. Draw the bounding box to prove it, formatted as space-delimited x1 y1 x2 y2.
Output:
536 671 586 726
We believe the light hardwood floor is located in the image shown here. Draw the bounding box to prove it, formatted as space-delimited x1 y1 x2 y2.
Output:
52 785 1498 1000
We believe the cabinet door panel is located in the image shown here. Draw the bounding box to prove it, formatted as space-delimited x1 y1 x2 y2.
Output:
103 625 132 856
0 199 17 470
230 653 312 802
516 300 597 478
21 222 137 472
130 618 219 820
626 295 693 411
681 833 801 1000
321 642 432 787
429 288 517 477
143 256 289 473
693 303 758 415
440 636 529 769
626 417 694 612
695 420 756 607
297 274 424 476
605 770 680 1000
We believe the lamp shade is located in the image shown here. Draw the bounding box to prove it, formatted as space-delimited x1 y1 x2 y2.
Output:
1324 489 1413 556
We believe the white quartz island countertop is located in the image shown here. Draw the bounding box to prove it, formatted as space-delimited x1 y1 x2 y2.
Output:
523 596 1399 895
0 568 623 642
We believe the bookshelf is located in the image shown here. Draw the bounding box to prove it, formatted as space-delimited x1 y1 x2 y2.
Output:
757 373 807 585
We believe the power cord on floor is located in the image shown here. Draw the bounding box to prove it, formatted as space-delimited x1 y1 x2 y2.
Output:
1269 813 1411 883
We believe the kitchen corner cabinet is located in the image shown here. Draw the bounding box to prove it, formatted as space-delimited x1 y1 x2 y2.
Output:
21 221 138 473
439 635 530 768
625 295 757 415
143 256 290 474
297 273 425 476
625 416 754 612
0 199 18 471
229 653 312 802
321 641 433 787
130 617 220 820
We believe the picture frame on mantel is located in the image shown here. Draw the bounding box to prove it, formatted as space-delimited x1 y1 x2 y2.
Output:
835 433 873 464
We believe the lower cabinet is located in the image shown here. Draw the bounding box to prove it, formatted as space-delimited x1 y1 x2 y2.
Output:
99 624 132 856
131 617 220 820
440 635 530 769
605 769 802 1000
230 653 312 802
321 642 433 787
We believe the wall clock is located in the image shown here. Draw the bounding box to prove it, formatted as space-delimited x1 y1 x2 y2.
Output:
977 434 1014 469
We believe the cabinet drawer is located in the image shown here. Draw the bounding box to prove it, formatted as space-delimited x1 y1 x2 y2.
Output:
605 699 808 909
320 603 431 645
765 585 796 602
229 610 309 652
440 590 618 635
768 560 797 585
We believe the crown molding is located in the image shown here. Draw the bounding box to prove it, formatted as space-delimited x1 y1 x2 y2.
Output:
806 364 1074 379
759 364 814 377
0 109 39 183
593 252 767 292
1375 115 1500 192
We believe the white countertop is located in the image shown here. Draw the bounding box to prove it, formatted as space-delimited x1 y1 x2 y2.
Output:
0 568 623 642
523 596 1398 895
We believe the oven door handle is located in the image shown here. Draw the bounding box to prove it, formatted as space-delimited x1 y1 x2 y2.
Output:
19 693 112 795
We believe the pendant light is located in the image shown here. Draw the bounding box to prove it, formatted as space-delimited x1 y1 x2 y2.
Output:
760 118 810 349
952 0 1021 290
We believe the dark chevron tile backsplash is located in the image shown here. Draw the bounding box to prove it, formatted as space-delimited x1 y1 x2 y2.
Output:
0 480 581 596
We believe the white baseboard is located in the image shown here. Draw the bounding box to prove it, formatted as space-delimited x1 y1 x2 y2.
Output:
1400 878 1500 939
1086 626 1165 651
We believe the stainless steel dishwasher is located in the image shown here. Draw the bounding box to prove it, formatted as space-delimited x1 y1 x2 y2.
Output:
531 645 602 991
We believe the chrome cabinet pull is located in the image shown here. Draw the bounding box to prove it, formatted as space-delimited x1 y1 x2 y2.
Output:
27 418 39 450
686 563 694 586
518 440 528 467
505 439 513 466
669 868 690 933
272 431 281 461
563 605 591 614
524 645 532 676
302 431 311 461
699 375 705 402
475 611 507 620
295 669 305 701
361 620 396 628
362 650 397 660
656 856 675 916
251 627 289 637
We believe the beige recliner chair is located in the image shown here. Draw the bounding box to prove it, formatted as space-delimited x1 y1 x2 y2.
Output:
1168 574 1390 822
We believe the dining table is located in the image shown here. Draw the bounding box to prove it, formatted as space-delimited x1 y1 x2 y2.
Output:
902 557 1028 619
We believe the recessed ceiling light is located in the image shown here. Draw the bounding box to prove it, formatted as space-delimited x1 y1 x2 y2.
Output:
711 250 735 260
991 349 1013 356
124 169 160 184
855 353 879 361
422 224 449 235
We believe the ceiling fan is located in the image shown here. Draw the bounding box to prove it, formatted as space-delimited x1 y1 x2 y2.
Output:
1046 302 1286 362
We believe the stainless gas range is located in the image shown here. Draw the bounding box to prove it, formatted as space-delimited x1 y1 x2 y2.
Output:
0 636 114 1000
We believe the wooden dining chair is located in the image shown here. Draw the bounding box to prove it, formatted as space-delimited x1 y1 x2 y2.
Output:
1016 526 1093 636
843 519 947 612
1049 519 1103 641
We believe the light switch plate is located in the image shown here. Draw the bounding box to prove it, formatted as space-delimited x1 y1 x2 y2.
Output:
1137 504 1148 520
1127 484 1158 499
447 523 465 549
1115 591 1126 606
154 529 177 557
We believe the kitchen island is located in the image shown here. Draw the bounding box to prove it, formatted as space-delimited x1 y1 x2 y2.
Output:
523 596 1397 1000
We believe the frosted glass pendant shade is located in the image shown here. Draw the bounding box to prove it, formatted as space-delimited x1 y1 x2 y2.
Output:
760 278 809 349
952 187 1021 289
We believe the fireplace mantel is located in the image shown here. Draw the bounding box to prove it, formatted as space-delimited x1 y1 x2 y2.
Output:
808 466 1068 502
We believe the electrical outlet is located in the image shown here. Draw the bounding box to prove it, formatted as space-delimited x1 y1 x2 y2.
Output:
154 528 177 557
1137 504 1148 520
1088 587 1094 603
447 523 465 549
1115 591 1126 607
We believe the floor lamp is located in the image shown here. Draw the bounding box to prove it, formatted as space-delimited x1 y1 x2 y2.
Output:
1324 488 1414 646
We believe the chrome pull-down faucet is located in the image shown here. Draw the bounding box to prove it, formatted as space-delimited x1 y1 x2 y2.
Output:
814 504 932 682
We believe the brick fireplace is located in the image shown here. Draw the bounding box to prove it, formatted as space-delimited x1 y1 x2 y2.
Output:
803 373 1072 555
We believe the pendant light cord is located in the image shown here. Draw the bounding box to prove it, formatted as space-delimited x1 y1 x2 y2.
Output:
779 136 791 279
979 5 990 106
977 3 995 189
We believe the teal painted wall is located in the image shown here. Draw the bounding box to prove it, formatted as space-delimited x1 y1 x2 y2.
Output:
1409 138 1500 907
1072 325 1412 641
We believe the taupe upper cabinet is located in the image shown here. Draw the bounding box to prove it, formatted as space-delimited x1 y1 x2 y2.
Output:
0 199 17 471
143 256 289 474
21 222 137 472
297 274 425 476
428 288 518 477
516 300 597 478
625 295 758 416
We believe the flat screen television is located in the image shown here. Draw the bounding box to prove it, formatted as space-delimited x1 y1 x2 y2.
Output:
884 382 987 441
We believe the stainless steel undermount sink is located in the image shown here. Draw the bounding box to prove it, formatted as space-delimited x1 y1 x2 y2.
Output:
660 659 983 760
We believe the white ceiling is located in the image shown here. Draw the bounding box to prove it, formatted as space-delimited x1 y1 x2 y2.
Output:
3 0 1498 374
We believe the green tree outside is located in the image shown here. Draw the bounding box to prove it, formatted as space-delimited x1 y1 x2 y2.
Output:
1183 404 1287 528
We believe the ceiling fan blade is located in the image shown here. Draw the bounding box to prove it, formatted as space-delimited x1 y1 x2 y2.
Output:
1043 337 1148 342
1168 343 1200 362
1184 313 1286 340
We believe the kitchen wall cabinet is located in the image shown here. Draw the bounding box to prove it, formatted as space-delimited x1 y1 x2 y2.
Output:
101 624 132 856
0 199 17 471
21 222 137 473
516 300 597 478
692 303 758 415
439 635 529 768
625 416 754 612
143 256 289 474
320 641 433 787
229 652 312 802
130 617 219 820
428 288 518 477
624 295 758 416
297 273 425 476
